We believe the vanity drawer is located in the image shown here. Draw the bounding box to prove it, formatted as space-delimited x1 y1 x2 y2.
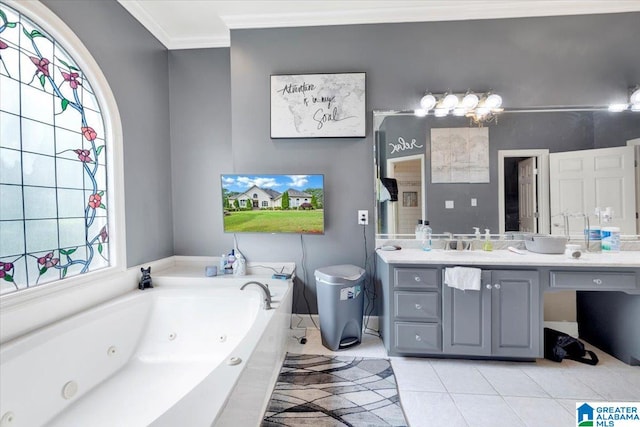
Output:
550 271 637 290
395 322 442 353
394 291 440 321
394 268 439 289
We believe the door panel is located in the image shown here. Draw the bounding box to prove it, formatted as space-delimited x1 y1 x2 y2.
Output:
491 270 540 357
443 271 491 355
518 157 537 232
550 146 636 235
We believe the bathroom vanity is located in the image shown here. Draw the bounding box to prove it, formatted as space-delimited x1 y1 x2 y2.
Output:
375 249 640 360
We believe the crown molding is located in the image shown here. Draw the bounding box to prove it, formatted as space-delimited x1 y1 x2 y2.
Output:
222 1 640 29
117 0 640 50
167 35 231 50
117 0 173 48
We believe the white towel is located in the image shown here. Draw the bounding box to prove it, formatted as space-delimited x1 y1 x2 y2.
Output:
444 267 481 291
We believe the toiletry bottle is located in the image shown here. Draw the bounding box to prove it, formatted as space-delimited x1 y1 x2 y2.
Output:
422 220 432 251
473 227 481 250
483 229 493 251
415 219 424 240
233 251 246 276
219 253 227 275
226 250 236 274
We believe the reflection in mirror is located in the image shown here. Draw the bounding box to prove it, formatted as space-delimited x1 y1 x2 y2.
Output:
374 109 640 239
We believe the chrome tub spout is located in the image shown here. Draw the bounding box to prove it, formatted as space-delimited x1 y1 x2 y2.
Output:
240 281 272 310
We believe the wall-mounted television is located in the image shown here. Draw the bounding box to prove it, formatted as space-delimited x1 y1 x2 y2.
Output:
221 174 325 234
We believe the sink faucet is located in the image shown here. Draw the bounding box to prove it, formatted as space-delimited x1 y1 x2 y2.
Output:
240 281 272 310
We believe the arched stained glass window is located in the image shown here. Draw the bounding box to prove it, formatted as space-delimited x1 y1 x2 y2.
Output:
0 2 120 295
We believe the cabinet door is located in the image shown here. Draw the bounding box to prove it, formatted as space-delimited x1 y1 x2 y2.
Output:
443 271 492 355
491 270 540 358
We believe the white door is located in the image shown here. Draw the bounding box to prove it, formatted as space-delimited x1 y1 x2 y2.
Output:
386 155 425 235
518 157 537 232
549 146 636 235
628 138 640 232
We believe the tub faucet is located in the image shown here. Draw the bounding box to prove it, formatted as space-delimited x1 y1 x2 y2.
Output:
240 281 272 310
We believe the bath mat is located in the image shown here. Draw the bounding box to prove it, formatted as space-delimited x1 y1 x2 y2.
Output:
262 353 407 427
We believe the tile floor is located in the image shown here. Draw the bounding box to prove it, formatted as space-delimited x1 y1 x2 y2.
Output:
287 326 640 427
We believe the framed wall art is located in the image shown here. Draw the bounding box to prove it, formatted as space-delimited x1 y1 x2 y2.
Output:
431 127 490 183
270 72 366 138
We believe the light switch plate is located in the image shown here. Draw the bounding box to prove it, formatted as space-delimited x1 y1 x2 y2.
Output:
471 198 477 207
445 200 454 209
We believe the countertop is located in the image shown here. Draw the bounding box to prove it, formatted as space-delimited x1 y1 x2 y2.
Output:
376 248 640 268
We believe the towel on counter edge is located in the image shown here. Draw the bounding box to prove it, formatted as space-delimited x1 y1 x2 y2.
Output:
444 267 481 291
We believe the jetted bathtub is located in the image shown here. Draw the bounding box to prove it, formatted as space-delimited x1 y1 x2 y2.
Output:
0 276 292 427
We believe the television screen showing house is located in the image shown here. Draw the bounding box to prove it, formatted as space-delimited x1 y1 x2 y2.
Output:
221 174 325 234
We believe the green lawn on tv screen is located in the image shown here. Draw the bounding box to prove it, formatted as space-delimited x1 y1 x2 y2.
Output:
223 210 324 234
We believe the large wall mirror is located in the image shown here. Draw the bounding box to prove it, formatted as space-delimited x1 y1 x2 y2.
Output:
374 108 640 239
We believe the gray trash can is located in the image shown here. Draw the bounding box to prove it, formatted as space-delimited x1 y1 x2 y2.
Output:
315 264 365 351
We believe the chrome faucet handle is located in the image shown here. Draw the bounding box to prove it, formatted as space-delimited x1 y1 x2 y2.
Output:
240 281 273 310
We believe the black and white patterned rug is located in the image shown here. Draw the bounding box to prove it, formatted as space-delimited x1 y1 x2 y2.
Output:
262 353 407 427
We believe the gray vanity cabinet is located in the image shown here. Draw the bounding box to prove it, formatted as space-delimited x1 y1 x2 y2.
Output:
377 259 542 359
377 263 443 356
443 270 541 358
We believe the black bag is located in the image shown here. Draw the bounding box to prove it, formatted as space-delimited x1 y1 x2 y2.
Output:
544 328 599 365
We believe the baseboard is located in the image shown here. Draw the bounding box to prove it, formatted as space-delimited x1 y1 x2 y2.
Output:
544 321 579 337
290 314 379 332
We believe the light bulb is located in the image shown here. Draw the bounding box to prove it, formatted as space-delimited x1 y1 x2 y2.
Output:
420 93 436 111
441 93 459 110
485 93 502 109
608 103 628 112
453 107 466 116
434 108 448 117
630 87 640 105
461 93 479 109
475 107 490 117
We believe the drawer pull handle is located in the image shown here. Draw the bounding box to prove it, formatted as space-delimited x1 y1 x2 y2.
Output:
414 276 421 282
593 278 603 285
415 335 422 342
494 284 501 290
415 304 422 310
486 284 492 289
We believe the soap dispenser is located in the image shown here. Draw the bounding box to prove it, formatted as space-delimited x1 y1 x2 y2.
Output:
473 227 481 250
483 229 493 251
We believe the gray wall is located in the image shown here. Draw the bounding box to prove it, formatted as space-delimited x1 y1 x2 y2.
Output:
40 2 640 315
41 0 174 267
169 48 231 255
226 13 640 312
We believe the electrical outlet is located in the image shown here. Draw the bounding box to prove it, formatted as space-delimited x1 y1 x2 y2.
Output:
358 210 369 225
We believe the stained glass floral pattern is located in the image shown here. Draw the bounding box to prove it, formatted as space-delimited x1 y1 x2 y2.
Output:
0 3 110 294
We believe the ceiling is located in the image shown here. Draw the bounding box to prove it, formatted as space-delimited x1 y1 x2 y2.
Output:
117 0 640 50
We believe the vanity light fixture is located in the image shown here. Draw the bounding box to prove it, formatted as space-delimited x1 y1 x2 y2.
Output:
434 108 449 117
608 103 629 112
440 93 459 110
420 92 437 111
483 93 503 109
416 90 503 125
461 92 479 109
607 85 640 112
630 85 640 111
